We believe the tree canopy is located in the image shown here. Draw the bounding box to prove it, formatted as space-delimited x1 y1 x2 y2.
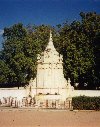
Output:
0 12 100 89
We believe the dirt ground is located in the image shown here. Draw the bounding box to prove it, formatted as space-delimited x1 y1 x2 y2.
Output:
0 108 100 127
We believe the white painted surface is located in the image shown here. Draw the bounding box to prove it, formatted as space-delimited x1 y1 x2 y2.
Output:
0 88 27 101
0 89 100 102
71 90 100 97
28 31 73 101
35 94 61 100
30 32 69 89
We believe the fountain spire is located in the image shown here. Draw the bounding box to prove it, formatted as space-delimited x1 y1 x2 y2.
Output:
46 30 55 50
49 30 53 42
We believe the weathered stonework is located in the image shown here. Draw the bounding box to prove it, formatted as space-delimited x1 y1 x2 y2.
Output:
28 31 74 103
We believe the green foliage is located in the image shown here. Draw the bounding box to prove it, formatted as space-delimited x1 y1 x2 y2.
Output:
80 12 100 88
0 12 100 89
26 24 51 52
54 12 100 89
0 23 52 85
72 96 100 110
3 23 27 41
0 60 16 83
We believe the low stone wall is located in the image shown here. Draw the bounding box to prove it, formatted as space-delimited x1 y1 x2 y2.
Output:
0 88 72 109
0 88 100 109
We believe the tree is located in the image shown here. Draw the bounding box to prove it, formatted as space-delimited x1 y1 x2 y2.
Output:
0 60 16 84
0 23 52 86
55 14 97 89
1 23 33 85
80 12 100 89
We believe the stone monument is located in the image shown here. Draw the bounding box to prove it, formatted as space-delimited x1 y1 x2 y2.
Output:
27 31 74 104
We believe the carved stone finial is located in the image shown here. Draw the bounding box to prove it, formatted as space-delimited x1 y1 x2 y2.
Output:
46 30 55 51
49 30 53 42
49 30 53 45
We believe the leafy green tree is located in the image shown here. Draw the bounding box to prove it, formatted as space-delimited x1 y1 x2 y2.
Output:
0 23 52 86
80 12 100 89
0 60 16 84
54 12 100 89
1 23 33 85
55 16 96 89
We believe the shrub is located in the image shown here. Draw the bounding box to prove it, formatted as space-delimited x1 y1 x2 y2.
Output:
72 96 100 110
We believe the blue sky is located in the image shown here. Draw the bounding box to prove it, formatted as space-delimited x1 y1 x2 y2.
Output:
0 0 100 49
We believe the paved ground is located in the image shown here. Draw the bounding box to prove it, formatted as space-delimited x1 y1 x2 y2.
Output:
0 108 100 127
